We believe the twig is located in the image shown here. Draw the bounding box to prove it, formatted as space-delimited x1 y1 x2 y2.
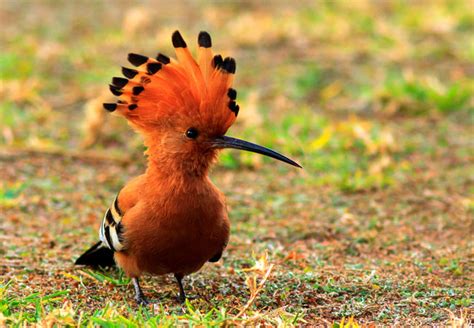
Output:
0 146 132 165
235 264 274 318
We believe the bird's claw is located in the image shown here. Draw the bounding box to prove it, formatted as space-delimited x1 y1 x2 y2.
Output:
177 293 186 304
177 293 198 304
136 295 150 306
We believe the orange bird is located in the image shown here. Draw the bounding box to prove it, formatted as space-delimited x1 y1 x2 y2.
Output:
75 31 301 305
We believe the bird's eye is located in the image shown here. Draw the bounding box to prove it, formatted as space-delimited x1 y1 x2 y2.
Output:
185 127 199 139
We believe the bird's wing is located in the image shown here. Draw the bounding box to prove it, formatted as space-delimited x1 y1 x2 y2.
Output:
99 194 126 252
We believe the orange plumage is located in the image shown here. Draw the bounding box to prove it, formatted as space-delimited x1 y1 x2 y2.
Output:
76 31 300 305
110 32 237 138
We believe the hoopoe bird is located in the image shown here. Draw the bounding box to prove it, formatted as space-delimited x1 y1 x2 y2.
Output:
75 31 301 305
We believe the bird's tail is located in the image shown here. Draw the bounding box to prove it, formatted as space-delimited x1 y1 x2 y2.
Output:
75 241 116 267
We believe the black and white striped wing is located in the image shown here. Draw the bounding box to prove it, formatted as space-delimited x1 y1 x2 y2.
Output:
99 195 126 252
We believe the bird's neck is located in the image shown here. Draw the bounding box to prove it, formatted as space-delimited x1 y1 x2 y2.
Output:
143 148 212 192
143 160 215 198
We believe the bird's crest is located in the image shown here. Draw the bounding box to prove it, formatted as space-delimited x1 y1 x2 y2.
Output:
103 31 238 136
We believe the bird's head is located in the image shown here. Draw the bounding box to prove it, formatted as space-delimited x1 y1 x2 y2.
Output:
104 31 301 176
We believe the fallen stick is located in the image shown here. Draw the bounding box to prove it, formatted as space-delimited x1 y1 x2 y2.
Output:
0 146 132 165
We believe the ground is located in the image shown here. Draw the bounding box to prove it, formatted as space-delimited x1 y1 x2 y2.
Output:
1 1 473 326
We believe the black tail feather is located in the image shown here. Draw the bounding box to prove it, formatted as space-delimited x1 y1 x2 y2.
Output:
75 241 116 267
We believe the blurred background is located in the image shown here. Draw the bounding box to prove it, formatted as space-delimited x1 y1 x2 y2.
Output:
1 1 473 190
1 0 473 325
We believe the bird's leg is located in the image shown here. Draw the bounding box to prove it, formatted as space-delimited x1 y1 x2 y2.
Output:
174 273 186 304
132 277 149 305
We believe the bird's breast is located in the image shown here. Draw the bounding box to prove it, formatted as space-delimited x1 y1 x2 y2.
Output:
121 183 230 276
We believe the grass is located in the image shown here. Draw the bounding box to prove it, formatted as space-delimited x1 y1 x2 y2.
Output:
1 0 473 326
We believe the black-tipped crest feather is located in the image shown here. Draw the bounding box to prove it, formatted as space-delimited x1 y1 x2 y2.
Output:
128 53 148 66
222 57 236 74
133 86 144 95
172 31 187 48
227 88 237 100
122 67 138 79
147 62 162 74
109 84 123 96
198 31 212 48
156 53 170 64
228 101 239 115
112 77 129 88
103 103 117 112
213 54 223 68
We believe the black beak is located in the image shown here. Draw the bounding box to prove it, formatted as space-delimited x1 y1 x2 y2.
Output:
212 136 302 168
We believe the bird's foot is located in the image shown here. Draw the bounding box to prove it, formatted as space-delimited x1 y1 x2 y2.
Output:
177 293 198 304
132 278 149 306
177 293 186 304
136 294 150 306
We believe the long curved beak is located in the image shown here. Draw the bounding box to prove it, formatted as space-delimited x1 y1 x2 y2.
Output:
212 136 302 168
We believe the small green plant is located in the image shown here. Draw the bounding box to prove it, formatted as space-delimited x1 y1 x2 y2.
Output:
375 72 473 115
